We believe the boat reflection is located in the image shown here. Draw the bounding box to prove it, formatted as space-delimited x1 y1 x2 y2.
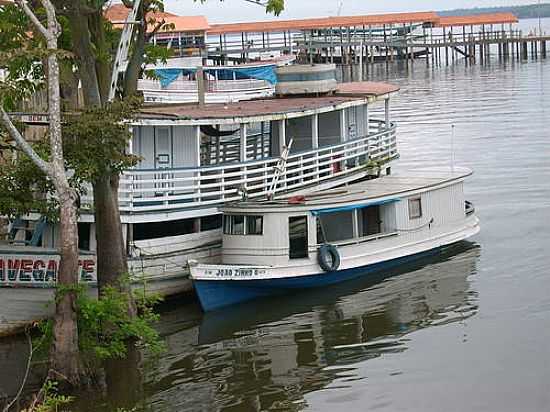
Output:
146 241 480 412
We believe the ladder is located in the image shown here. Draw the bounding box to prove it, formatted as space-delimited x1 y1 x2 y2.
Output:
267 138 293 200
108 0 142 102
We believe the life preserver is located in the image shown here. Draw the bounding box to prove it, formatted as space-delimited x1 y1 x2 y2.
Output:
318 244 340 272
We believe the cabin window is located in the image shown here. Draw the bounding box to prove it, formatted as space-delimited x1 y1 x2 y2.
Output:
408 197 423 220
223 215 263 236
134 218 197 241
360 206 381 237
78 223 91 251
246 215 263 235
317 211 354 243
289 216 308 259
200 215 222 231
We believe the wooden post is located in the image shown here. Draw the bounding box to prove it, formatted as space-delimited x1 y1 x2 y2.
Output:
384 98 390 129
312 114 319 149
278 119 286 155
197 66 205 106
340 109 347 143
240 123 247 162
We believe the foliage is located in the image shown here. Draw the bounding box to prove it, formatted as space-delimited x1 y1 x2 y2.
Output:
62 98 142 183
75 283 164 362
22 380 74 412
0 138 58 220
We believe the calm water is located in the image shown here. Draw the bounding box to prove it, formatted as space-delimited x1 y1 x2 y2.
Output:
123 57 549 411
3 30 550 412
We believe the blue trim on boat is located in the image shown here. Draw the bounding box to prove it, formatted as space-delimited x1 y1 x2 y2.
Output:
310 198 400 216
193 246 442 312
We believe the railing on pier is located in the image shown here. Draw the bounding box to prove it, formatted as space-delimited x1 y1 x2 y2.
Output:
107 120 397 214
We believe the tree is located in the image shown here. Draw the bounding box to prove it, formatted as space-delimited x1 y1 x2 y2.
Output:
50 0 285 304
0 0 81 386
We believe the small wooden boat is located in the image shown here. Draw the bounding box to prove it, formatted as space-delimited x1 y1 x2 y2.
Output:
189 168 480 311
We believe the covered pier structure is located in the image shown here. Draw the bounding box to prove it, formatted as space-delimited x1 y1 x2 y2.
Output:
206 11 549 66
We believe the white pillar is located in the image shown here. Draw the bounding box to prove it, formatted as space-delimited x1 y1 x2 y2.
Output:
352 210 359 239
385 98 390 129
340 109 347 142
278 119 286 155
358 40 364 82
311 114 319 149
364 103 370 135
240 123 248 162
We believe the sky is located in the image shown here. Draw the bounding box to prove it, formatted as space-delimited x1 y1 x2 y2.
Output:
164 0 541 23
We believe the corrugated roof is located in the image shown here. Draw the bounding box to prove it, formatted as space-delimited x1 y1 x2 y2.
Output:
436 13 519 27
105 4 209 32
208 11 440 35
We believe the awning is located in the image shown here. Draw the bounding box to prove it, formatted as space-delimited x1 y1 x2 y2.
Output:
310 198 399 216
154 68 196 88
154 64 278 88
205 64 278 85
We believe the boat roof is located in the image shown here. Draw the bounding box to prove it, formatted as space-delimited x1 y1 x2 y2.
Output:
136 81 399 126
222 168 472 214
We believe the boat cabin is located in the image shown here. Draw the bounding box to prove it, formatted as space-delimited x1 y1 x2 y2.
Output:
216 169 476 269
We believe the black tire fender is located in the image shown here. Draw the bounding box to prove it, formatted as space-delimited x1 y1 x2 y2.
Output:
318 244 340 272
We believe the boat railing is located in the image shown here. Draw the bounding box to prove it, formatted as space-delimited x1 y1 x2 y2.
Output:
138 78 272 93
81 121 397 214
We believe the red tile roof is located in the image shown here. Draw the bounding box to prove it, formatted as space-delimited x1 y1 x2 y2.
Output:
209 12 440 35
105 4 209 32
436 13 519 27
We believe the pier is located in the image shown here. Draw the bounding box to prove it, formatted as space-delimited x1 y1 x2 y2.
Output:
205 12 549 66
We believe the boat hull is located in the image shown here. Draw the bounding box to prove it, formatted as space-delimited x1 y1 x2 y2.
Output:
194 245 446 312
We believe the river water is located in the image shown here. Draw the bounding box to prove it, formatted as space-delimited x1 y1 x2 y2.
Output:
3 22 550 412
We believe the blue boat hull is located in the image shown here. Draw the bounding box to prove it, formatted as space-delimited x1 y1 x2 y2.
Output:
193 247 445 312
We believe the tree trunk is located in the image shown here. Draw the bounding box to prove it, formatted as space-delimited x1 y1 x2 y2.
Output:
93 173 137 317
88 12 111 101
49 185 81 386
67 10 102 106
123 20 146 98
67 6 137 317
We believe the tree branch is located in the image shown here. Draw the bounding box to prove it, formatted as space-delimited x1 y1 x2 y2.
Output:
40 0 62 38
15 0 49 40
0 108 51 176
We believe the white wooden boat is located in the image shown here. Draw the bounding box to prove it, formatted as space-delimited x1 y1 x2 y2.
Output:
189 168 480 311
2 81 399 300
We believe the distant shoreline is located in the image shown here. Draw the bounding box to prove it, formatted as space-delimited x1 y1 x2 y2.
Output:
440 4 550 20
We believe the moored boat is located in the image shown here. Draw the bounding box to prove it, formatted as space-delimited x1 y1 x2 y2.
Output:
2 77 399 300
189 168 480 311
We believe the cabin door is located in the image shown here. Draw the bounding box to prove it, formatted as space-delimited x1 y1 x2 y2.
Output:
155 127 173 169
154 127 173 194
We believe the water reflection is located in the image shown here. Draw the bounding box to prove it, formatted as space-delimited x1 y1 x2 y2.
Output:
145 242 480 412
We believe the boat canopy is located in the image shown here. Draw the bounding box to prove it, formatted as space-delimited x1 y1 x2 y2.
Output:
310 198 399 216
154 64 278 88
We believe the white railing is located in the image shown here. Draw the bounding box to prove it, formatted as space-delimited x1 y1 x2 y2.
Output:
138 78 272 93
112 120 397 213
138 78 274 103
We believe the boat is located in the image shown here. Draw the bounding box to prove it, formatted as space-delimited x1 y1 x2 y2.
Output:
189 168 480 311
1 73 400 304
138 55 295 104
